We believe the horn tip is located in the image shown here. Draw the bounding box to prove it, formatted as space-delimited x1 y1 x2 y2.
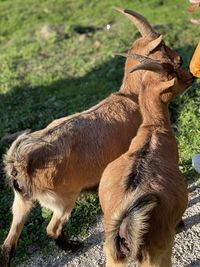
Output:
114 52 120 57
129 68 136 73
112 6 125 13
114 53 129 58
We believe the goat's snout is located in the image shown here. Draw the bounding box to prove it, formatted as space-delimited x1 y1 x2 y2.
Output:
177 69 195 85
187 74 195 85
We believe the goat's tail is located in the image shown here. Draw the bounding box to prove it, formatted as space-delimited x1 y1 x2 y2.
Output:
3 132 32 198
106 191 159 262
3 132 46 199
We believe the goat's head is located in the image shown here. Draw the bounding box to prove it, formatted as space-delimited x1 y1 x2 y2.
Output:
114 7 190 94
120 53 194 104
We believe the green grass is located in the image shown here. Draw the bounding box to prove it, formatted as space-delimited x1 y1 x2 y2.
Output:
0 0 200 265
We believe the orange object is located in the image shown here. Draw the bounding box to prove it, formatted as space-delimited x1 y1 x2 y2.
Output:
190 42 200 77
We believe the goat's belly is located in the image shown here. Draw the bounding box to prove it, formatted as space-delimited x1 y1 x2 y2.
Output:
36 191 66 213
78 171 102 191
74 144 133 190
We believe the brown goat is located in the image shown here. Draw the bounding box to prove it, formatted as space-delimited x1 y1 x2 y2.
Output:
99 55 194 267
0 7 193 266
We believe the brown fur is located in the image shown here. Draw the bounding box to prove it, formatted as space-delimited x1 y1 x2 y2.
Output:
99 64 193 266
1 8 193 266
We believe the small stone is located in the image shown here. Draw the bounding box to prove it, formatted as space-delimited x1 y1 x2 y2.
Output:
190 18 200 24
43 8 50 14
106 24 111 30
192 153 200 173
40 25 55 40
79 34 86 42
94 40 101 49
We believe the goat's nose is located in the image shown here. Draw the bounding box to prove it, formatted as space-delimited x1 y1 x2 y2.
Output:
190 75 196 84
177 69 195 83
186 72 195 84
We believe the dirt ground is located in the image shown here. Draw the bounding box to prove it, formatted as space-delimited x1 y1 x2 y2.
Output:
19 181 200 267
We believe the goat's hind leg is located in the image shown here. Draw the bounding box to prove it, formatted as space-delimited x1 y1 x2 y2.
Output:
0 191 33 267
44 193 82 252
104 239 127 267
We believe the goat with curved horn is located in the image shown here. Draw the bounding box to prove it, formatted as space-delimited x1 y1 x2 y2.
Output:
113 6 159 38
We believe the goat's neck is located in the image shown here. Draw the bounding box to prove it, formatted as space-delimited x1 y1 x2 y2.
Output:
129 96 179 163
141 103 171 129
119 75 141 100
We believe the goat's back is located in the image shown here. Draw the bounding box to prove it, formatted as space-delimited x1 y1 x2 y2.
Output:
4 92 141 195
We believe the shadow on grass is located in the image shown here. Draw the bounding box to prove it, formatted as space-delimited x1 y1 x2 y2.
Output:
0 56 124 139
0 44 197 139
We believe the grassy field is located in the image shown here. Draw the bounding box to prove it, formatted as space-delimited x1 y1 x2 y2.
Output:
0 0 200 265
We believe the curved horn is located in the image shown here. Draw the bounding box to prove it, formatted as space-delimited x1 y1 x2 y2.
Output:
115 53 149 61
113 6 159 38
115 53 160 63
115 52 166 73
129 61 164 73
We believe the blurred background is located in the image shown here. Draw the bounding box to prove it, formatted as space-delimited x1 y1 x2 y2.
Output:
0 0 199 265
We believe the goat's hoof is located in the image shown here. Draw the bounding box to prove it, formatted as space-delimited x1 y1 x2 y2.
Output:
55 235 83 252
0 246 12 267
67 240 83 252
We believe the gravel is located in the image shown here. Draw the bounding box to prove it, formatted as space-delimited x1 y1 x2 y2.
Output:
18 182 200 267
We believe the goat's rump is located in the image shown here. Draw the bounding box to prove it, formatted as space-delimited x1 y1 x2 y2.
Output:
105 192 159 262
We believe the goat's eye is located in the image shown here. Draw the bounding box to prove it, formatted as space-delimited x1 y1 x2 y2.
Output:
11 168 17 177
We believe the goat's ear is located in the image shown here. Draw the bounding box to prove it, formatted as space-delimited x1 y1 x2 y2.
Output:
159 78 176 103
146 35 163 55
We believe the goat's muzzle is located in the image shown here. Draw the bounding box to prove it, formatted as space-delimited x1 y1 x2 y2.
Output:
187 75 195 85
176 69 195 85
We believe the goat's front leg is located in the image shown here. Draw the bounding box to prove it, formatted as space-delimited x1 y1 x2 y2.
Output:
45 193 82 252
0 191 33 267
